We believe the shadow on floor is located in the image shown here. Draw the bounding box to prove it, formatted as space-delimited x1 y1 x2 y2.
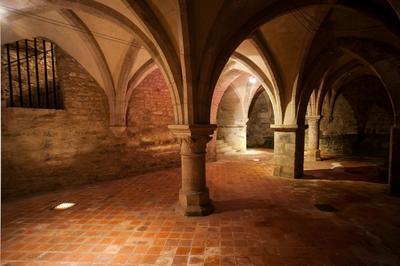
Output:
213 198 275 213
304 165 387 184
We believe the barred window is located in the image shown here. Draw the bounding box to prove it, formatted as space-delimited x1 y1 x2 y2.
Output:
2 38 63 109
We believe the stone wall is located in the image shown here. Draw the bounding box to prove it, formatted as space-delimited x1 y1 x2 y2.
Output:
1 48 179 199
247 91 274 148
216 87 247 151
319 77 392 157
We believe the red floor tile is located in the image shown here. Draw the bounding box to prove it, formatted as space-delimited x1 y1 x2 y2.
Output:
2 151 400 265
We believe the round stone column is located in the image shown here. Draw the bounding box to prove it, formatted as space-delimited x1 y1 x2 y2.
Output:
306 115 321 161
168 124 216 216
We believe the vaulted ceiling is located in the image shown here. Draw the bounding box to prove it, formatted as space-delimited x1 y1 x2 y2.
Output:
2 0 399 126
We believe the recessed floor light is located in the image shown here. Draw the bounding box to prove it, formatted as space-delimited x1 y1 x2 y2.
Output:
315 203 337 212
53 202 75 210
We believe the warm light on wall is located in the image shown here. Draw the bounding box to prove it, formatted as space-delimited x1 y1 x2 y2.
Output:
0 7 8 18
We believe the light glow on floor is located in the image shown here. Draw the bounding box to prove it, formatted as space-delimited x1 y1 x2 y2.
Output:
244 149 265 155
53 202 75 210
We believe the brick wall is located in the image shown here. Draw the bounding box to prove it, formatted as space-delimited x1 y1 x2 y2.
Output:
1 47 179 199
1 39 59 108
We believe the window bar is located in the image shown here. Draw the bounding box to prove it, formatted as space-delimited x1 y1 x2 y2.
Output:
25 39 33 107
15 41 24 107
50 42 57 108
42 39 49 108
34 38 41 107
6 44 14 107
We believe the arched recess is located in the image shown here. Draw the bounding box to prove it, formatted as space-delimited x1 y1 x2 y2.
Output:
231 51 282 124
316 61 363 117
319 75 393 158
59 10 116 123
126 67 178 150
3 11 109 94
326 70 374 121
210 68 243 125
122 0 184 124
210 38 283 157
2 0 184 124
210 36 283 128
112 41 143 128
338 39 400 124
247 88 275 149
124 59 158 124
215 73 261 152
206 36 285 126
216 86 246 151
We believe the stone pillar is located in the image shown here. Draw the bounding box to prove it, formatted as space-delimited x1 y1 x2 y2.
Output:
306 115 321 161
168 124 217 216
389 126 400 193
271 125 305 179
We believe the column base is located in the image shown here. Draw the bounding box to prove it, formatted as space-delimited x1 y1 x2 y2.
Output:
175 190 214 216
109 126 127 137
306 149 321 161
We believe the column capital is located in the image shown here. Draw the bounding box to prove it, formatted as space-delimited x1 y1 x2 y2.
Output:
270 124 307 132
169 124 217 155
217 124 246 129
168 124 217 138
306 115 321 122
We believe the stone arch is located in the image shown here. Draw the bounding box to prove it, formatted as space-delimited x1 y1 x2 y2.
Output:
248 88 266 119
251 31 284 108
338 39 400 125
112 42 143 129
316 61 363 117
124 60 158 125
4 0 184 124
123 0 183 124
297 38 399 126
210 68 243 124
217 87 245 126
319 75 393 157
58 10 116 124
215 72 262 152
197 1 399 124
231 51 282 124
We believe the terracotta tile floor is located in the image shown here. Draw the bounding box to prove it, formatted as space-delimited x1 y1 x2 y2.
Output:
2 150 400 265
